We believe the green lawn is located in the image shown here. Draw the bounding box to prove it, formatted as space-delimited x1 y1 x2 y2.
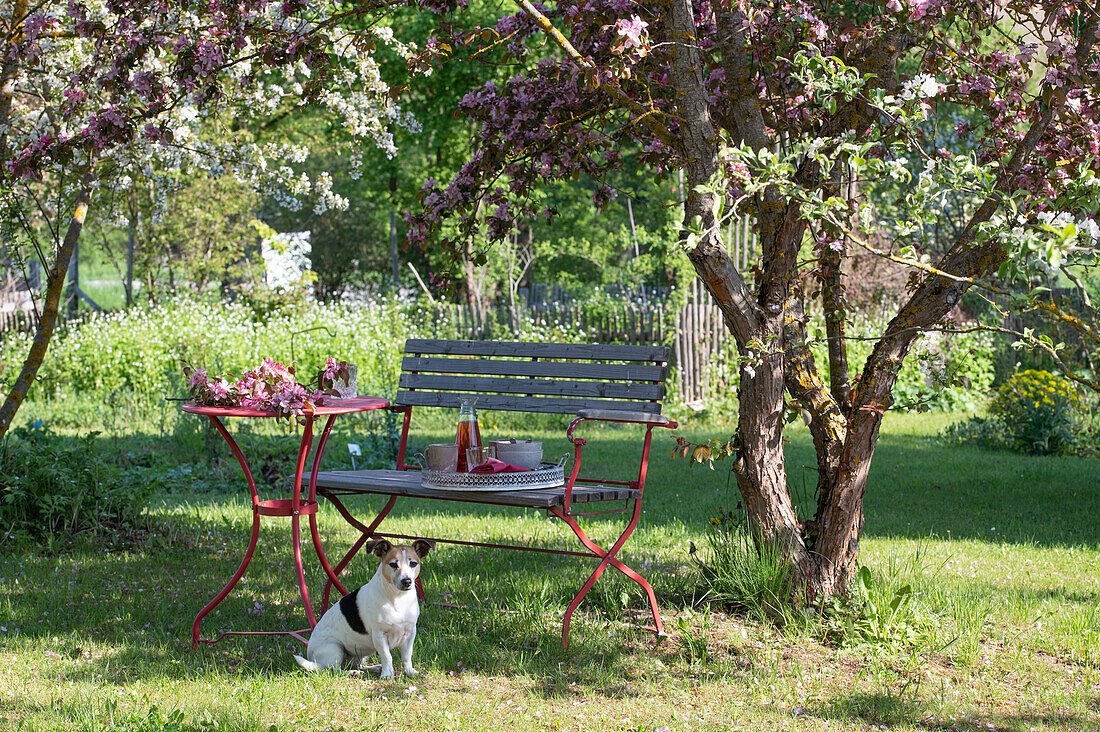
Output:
1 410 1097 731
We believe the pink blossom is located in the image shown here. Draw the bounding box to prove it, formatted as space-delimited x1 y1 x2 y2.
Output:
209 378 233 401
908 0 938 21
615 16 648 49
322 357 339 384
186 367 209 391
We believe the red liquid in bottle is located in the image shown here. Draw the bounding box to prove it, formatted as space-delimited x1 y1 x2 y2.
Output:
455 403 481 472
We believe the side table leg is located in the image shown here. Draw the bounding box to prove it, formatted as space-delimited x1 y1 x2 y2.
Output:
192 415 267 647
308 415 347 611
291 417 317 628
319 494 399 609
192 508 261 648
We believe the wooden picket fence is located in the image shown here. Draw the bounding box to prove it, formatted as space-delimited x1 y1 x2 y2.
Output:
430 280 730 408
0 285 38 335
0 308 35 333
674 279 730 408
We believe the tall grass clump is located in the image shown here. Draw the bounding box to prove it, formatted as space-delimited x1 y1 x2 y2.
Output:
696 509 793 624
698 512 954 658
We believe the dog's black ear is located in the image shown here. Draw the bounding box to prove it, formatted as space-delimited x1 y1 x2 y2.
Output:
412 539 435 558
369 538 392 557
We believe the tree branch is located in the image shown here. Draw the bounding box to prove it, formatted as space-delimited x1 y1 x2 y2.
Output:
511 0 677 150
667 0 759 344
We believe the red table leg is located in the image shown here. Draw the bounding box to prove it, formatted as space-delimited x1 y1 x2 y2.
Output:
308 415 348 608
192 415 263 648
317 493 399 609
289 414 317 628
192 414 322 646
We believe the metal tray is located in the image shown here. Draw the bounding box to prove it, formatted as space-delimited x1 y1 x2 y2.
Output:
420 459 566 492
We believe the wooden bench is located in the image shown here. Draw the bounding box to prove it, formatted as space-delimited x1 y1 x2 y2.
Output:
304 338 677 648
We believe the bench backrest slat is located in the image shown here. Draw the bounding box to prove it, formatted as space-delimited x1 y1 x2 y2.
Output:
403 339 668 362
397 390 664 415
401 356 666 383
396 339 670 416
399 373 665 401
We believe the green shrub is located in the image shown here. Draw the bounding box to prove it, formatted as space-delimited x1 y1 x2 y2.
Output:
807 314 997 413
0 296 419 402
0 425 152 546
942 369 1088 455
940 414 1009 451
990 369 1081 455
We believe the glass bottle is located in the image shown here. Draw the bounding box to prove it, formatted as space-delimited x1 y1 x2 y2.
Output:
454 397 482 472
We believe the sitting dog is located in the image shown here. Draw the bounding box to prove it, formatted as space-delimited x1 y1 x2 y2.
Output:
294 538 434 679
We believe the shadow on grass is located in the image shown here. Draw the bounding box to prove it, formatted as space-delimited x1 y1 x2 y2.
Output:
1 524 699 691
5 417 1100 707
785 427 1100 547
813 690 1099 731
67 412 1100 550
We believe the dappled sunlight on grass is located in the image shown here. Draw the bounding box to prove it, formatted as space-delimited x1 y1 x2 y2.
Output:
2 412 1099 729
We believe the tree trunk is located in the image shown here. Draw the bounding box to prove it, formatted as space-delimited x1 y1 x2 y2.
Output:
515 0 1093 607
669 0 810 576
0 170 94 439
733 314 811 566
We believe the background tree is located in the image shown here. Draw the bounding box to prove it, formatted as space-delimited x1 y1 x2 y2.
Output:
407 0 1100 599
92 174 261 300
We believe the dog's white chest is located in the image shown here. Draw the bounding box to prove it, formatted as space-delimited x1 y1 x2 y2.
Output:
356 600 418 649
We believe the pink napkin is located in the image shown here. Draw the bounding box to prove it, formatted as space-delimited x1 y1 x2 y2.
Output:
469 458 532 474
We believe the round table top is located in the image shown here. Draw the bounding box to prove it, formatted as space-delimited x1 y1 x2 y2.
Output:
181 395 389 418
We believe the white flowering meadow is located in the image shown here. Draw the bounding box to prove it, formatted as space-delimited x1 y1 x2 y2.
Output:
0 297 603 403
2 298 410 400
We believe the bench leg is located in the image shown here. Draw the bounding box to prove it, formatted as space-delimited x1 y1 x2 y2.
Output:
550 499 663 649
318 493 399 609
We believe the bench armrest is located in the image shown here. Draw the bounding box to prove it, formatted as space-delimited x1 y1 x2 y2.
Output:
561 409 676 513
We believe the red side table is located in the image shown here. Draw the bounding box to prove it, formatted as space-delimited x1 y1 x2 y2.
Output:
181 396 389 647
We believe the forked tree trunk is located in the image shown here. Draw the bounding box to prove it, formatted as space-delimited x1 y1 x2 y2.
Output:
509 0 1094 605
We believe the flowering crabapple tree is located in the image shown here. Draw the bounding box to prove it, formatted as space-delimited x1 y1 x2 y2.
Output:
407 0 1100 599
0 0 419 438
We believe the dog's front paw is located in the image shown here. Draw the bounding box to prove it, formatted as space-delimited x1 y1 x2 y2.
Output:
403 666 419 678
379 667 395 680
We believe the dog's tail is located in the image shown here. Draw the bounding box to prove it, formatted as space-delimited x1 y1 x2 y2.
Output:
293 654 320 672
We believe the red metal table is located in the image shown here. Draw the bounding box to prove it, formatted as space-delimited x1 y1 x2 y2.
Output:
180 396 389 647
